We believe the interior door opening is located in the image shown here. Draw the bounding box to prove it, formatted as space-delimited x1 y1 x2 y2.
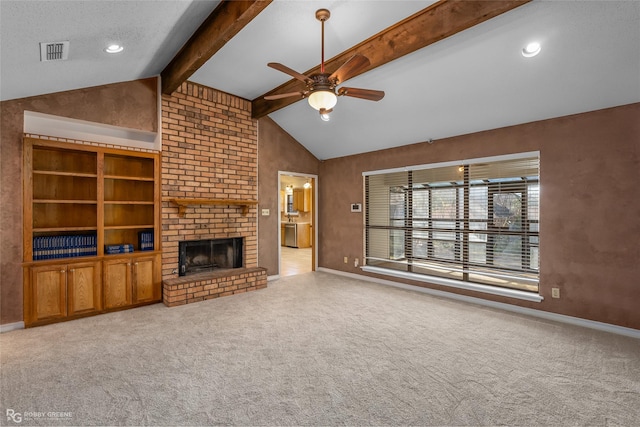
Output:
278 172 317 277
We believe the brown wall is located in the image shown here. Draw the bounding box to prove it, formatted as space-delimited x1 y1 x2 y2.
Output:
0 78 158 324
2 77 638 332
257 117 320 276
318 103 640 329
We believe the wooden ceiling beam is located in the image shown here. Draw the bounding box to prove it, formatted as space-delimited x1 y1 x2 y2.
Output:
161 0 273 95
251 0 530 119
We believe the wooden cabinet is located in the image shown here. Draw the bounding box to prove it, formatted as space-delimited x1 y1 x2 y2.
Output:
25 260 101 325
293 188 312 212
103 258 132 309
104 254 159 309
23 138 161 327
280 190 285 212
296 223 311 248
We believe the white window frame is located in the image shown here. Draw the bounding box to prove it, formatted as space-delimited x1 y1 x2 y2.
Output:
361 152 542 302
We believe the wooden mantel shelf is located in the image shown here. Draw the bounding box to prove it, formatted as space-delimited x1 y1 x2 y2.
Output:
170 198 258 217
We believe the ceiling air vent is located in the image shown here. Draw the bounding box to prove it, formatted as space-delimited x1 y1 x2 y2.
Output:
40 41 69 62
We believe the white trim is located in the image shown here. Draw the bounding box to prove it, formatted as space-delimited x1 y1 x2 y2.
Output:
24 110 161 152
0 322 25 333
277 171 319 274
317 268 640 340
361 265 543 302
267 274 281 281
362 151 540 176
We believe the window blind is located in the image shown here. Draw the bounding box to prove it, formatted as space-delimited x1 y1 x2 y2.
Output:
365 154 539 292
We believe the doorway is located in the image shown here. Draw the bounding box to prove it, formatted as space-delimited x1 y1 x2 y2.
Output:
278 172 317 277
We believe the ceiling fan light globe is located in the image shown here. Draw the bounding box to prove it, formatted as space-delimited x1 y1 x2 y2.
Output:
308 90 337 111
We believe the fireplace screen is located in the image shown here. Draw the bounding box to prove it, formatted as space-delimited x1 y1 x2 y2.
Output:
179 238 243 276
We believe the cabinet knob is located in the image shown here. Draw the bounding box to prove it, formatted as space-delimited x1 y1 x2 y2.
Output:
135 262 139 266
69 269 75 272
60 270 65 273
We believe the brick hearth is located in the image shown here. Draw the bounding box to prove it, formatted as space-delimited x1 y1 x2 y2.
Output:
161 82 264 306
163 267 267 307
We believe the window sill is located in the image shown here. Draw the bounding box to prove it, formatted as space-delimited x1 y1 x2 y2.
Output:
360 265 544 302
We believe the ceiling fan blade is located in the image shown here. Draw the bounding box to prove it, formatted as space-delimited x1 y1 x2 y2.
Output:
267 63 312 83
337 87 385 101
264 91 306 101
329 54 371 84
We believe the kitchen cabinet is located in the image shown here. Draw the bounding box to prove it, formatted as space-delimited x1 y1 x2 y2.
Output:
297 223 311 248
293 188 312 212
281 223 311 248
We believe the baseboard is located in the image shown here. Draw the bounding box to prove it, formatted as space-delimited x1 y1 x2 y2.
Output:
267 274 280 281
0 321 25 333
317 267 640 340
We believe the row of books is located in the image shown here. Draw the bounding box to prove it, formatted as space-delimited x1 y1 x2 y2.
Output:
33 230 155 260
33 234 97 261
138 230 154 251
105 244 135 255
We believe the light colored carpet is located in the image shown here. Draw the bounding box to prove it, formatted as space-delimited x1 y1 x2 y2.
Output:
1 271 639 426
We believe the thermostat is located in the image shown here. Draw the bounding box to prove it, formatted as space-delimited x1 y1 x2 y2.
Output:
351 203 362 212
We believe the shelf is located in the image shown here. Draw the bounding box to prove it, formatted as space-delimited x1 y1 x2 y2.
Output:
170 198 258 217
34 227 98 232
104 201 154 205
33 170 97 178
104 175 155 182
34 199 97 204
104 224 155 230
103 250 158 258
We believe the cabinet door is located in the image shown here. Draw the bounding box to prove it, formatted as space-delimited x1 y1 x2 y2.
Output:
280 190 285 212
67 261 101 315
303 187 312 212
293 189 304 212
132 256 157 303
103 258 132 309
30 264 67 322
297 224 311 248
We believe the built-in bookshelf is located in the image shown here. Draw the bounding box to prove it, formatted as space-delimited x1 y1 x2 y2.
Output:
104 153 156 253
23 137 161 327
29 145 98 258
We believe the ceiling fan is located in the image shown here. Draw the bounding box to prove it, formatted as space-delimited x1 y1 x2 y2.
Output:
265 8 385 121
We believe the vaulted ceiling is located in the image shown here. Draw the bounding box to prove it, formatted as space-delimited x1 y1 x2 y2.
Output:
1 1 639 160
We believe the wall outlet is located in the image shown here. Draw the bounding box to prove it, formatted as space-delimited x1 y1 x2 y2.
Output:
354 258 359 267
551 288 560 298
343 256 348 264
261 209 270 216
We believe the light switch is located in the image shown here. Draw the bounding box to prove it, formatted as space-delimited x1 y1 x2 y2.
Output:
261 209 270 216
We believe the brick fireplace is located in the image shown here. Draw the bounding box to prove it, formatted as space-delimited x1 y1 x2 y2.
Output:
161 82 266 307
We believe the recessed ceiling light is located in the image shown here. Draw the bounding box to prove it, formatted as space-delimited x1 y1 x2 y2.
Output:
522 42 541 58
105 44 124 54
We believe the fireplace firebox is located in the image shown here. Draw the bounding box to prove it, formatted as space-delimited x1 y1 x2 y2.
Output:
178 238 243 276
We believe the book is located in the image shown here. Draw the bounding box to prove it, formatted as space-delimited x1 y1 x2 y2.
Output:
105 244 134 255
138 230 154 251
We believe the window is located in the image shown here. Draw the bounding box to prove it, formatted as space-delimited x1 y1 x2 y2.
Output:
364 153 539 294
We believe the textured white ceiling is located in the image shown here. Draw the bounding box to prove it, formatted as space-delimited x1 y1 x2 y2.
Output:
0 0 220 100
1 1 638 160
